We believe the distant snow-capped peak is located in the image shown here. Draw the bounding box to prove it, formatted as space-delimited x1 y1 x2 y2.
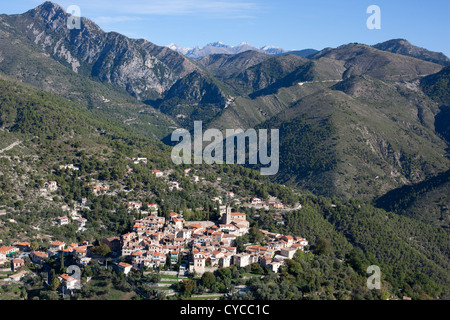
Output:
166 41 287 59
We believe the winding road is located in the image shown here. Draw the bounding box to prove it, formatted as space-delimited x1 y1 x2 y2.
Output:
0 140 21 154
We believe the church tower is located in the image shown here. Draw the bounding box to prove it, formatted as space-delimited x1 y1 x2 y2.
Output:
222 206 232 225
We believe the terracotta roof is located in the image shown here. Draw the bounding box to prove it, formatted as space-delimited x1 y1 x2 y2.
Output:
189 224 203 229
33 251 48 258
60 274 76 282
14 242 30 246
153 252 165 257
0 246 15 252
50 241 65 246
12 259 24 263
118 262 132 268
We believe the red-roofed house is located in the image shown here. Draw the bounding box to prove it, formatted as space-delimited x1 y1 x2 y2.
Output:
14 242 31 252
0 246 19 256
152 170 163 177
11 258 25 271
117 262 132 275
49 241 66 251
59 273 80 290
30 251 48 264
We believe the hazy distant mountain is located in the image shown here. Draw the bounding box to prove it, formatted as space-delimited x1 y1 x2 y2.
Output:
167 42 297 59
283 49 319 58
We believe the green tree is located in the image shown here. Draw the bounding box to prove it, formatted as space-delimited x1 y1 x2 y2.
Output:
201 272 216 289
49 276 60 291
249 226 264 243
314 238 331 255
30 242 39 251
60 254 65 273
216 268 232 280
250 263 265 275
90 244 111 257
178 279 196 296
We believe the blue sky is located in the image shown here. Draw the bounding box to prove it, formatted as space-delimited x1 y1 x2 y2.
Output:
3 0 450 55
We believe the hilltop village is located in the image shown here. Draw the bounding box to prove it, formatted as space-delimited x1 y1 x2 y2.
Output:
0 161 308 294
1 206 308 288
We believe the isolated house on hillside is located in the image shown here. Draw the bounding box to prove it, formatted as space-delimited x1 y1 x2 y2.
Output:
117 262 132 275
152 170 163 177
57 216 69 226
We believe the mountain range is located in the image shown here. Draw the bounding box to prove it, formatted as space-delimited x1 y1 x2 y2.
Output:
0 1 449 205
167 41 318 59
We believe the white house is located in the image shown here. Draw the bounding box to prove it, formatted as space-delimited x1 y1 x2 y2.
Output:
251 197 262 205
48 241 65 253
126 201 142 210
57 216 69 226
152 170 163 177
59 274 80 290
267 261 283 273
133 157 148 164
192 253 206 275
233 253 251 268
118 262 132 275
